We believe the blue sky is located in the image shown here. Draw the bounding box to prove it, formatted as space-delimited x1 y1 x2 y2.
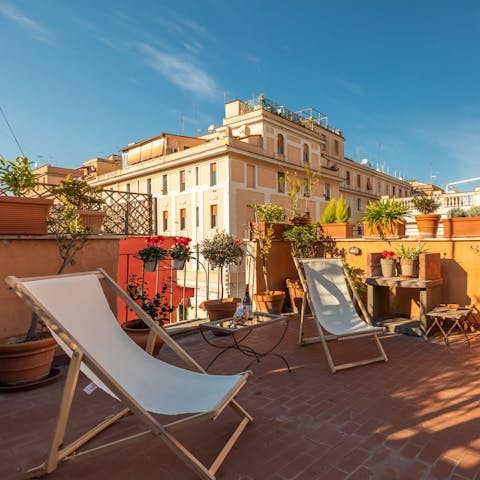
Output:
1 0 479 189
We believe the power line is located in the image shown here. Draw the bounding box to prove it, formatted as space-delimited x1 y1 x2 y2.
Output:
0 103 25 157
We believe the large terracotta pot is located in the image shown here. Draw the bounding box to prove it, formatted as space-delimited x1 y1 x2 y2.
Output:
249 222 286 240
443 217 480 238
319 223 354 239
0 335 57 386
78 210 106 234
415 214 441 238
121 320 164 356
363 221 406 239
286 278 310 314
289 216 312 226
0 196 53 235
203 298 241 321
253 291 286 315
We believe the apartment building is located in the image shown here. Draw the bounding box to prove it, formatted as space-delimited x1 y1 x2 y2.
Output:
86 95 412 242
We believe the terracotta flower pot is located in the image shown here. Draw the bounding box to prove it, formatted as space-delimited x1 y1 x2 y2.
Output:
249 221 286 240
77 210 106 234
286 278 310 314
319 223 354 239
121 320 164 356
399 258 417 278
415 214 441 238
0 196 53 235
0 335 57 386
253 291 286 315
363 221 406 239
289 216 312 226
442 217 480 238
203 298 241 321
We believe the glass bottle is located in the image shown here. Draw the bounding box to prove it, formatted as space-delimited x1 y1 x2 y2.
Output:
242 283 252 320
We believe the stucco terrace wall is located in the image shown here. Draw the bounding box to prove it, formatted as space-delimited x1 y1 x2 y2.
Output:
252 238 480 318
0 236 120 339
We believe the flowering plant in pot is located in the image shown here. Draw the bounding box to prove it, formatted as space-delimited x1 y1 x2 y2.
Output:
138 236 167 271
124 274 174 354
169 236 192 270
394 242 428 278
200 231 244 320
380 250 397 277
0 156 54 235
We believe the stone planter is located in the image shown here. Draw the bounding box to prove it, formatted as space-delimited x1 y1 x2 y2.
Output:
319 223 354 239
0 335 57 386
443 217 480 238
0 196 53 235
415 214 441 238
380 258 397 277
253 291 286 315
121 320 164 356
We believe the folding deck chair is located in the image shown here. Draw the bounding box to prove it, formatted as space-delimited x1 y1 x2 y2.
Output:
294 258 388 373
5 269 252 480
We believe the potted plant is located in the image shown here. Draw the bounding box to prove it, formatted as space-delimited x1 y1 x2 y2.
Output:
250 203 287 240
0 156 53 235
283 223 319 258
252 222 286 315
380 250 397 277
319 195 354 239
0 202 90 387
137 235 168 271
123 274 174 355
52 175 105 234
443 206 480 238
394 242 428 278
283 167 321 225
200 231 244 320
169 236 192 270
411 194 441 238
362 198 409 239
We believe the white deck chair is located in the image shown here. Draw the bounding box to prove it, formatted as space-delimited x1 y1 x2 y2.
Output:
294 258 388 373
5 269 252 480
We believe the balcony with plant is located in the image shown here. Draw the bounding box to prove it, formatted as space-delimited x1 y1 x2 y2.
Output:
411 195 441 238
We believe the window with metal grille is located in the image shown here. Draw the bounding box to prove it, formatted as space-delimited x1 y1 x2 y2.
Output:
303 144 309 163
277 134 284 154
210 163 217 186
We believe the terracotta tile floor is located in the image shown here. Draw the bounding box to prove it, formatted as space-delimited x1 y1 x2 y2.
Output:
2 315 480 480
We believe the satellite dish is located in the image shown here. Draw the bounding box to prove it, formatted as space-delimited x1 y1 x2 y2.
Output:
207 124 215 133
361 158 368 165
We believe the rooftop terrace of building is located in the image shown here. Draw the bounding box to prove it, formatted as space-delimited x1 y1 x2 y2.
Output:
2 316 480 480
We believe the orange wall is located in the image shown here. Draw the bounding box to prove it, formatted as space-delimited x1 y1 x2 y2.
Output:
0 237 120 338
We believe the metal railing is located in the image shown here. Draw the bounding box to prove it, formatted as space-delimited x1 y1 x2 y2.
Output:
1 184 155 235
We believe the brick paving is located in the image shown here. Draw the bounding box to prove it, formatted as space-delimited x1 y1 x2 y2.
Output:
1 315 480 480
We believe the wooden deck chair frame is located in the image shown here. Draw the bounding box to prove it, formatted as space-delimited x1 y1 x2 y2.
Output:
293 258 388 373
5 269 252 480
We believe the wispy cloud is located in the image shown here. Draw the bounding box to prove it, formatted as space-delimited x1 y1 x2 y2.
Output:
0 3 53 44
137 42 218 97
337 79 365 96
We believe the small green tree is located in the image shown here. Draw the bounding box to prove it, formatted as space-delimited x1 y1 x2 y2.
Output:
320 199 336 223
335 195 350 223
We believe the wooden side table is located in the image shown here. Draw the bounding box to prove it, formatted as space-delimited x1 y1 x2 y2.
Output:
425 306 479 346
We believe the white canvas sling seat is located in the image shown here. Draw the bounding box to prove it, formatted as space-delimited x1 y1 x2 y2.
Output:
295 258 388 373
5 269 252 480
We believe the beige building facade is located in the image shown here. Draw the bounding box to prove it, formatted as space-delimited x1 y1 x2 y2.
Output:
86 95 412 243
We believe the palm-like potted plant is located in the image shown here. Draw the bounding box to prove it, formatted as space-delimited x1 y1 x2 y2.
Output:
411 195 441 238
52 175 105 234
138 236 168 271
200 231 244 320
123 274 174 355
394 242 428 278
319 195 354 238
169 236 192 270
0 156 53 235
362 198 409 239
